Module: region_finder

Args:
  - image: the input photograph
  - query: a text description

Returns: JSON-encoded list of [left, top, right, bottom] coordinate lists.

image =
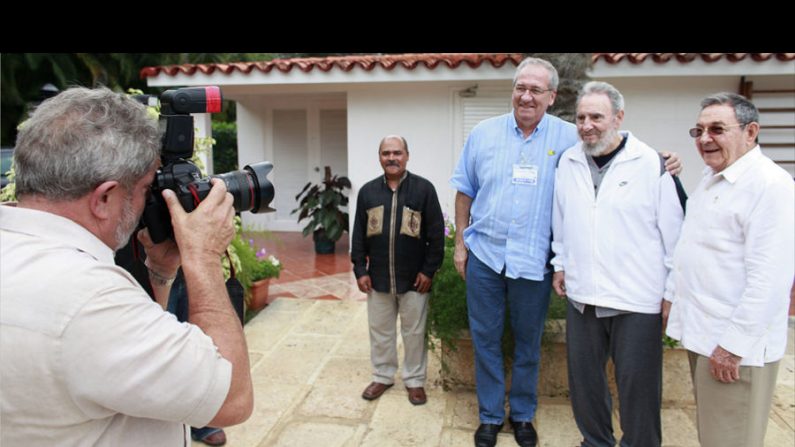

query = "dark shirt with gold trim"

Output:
[[351, 171, 444, 294]]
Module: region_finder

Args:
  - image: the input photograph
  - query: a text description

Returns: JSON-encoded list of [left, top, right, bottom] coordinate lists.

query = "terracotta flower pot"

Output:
[[249, 278, 271, 311]]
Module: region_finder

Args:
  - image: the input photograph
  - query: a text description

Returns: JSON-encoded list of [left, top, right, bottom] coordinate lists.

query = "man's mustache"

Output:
[[386, 161, 400, 166]]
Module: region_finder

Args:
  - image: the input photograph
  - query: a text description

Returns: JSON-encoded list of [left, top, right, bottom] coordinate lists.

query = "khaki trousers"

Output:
[[367, 290, 429, 388], [687, 351, 779, 447]]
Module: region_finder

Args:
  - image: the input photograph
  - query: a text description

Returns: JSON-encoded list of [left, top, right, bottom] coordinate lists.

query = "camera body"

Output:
[[138, 86, 274, 243]]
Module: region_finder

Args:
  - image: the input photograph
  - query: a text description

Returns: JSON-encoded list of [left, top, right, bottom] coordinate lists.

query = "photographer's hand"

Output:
[[137, 228, 181, 309], [162, 178, 236, 262]]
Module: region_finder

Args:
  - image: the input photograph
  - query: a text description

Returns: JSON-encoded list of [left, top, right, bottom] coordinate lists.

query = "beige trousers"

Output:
[[367, 290, 429, 388], [687, 351, 780, 447]]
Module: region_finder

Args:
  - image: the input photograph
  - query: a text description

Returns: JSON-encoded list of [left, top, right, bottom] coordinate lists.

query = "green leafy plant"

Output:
[[291, 166, 351, 242], [211, 121, 238, 173], [0, 164, 16, 202], [426, 219, 468, 351], [663, 334, 680, 348]]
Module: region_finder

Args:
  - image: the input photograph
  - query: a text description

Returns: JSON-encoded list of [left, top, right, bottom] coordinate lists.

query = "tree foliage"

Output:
[[211, 121, 239, 174], [1, 53, 275, 146], [524, 53, 592, 123]]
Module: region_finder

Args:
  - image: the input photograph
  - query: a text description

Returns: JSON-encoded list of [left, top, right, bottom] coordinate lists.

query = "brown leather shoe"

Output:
[[361, 381, 393, 400], [406, 386, 427, 405]]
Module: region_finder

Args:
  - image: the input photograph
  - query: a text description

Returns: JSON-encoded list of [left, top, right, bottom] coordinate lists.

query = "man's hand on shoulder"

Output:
[[661, 151, 682, 176]]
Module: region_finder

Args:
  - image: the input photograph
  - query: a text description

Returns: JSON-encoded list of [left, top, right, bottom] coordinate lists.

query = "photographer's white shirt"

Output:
[[0, 204, 231, 446]]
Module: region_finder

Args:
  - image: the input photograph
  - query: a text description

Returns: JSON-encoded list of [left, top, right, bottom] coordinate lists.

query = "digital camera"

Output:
[[137, 86, 274, 243]]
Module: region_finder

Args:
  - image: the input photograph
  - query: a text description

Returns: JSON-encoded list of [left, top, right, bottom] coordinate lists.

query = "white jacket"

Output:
[[551, 131, 684, 314]]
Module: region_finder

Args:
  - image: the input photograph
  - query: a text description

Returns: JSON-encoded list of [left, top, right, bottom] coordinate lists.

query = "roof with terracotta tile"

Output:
[[139, 53, 525, 79], [140, 53, 795, 79], [592, 53, 795, 64]]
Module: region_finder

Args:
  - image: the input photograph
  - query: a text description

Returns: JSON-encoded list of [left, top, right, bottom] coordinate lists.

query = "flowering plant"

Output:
[[249, 243, 282, 281], [229, 235, 282, 294]]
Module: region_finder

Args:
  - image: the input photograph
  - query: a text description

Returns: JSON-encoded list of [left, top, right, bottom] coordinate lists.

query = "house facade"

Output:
[[142, 53, 795, 233]]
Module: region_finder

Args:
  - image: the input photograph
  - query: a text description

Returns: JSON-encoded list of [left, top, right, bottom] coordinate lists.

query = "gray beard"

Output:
[[114, 197, 140, 251], [582, 129, 619, 157]]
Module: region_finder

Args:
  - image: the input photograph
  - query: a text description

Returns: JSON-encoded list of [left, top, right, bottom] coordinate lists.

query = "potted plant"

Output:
[[231, 236, 283, 311], [291, 166, 351, 254]]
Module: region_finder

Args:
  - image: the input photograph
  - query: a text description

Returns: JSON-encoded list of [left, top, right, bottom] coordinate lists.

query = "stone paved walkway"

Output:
[[193, 270, 795, 447]]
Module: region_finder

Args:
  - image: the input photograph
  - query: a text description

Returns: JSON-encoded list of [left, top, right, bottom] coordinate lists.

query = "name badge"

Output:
[[512, 164, 538, 185]]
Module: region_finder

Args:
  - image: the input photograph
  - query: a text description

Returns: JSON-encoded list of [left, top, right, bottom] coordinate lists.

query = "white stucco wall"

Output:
[[347, 82, 464, 233]]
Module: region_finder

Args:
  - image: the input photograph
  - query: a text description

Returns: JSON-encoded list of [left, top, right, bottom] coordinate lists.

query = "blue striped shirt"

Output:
[[450, 112, 578, 280]]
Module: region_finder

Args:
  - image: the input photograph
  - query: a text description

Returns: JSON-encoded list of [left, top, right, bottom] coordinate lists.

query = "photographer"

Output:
[[0, 87, 253, 446]]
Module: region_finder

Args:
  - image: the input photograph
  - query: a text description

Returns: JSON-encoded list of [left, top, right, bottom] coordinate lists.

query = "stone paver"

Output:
[[194, 290, 795, 446], [361, 392, 446, 447]]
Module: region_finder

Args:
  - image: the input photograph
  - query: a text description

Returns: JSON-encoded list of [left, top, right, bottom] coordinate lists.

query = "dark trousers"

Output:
[[566, 302, 662, 447]]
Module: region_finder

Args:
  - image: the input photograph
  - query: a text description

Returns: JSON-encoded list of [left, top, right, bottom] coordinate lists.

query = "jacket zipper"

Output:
[[388, 187, 398, 295]]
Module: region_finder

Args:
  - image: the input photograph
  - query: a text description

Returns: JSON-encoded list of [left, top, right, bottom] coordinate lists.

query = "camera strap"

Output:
[[225, 249, 245, 325], [188, 184, 202, 206]]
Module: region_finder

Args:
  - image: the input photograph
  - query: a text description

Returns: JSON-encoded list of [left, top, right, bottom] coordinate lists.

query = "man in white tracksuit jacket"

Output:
[[551, 81, 684, 447]]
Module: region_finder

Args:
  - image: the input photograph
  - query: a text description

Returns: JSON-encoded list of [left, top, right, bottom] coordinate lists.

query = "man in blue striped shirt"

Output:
[[451, 57, 679, 447], [451, 56, 575, 447]]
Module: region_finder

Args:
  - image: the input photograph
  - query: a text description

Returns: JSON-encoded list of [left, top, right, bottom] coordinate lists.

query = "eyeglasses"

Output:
[[688, 123, 747, 138], [514, 85, 552, 97]]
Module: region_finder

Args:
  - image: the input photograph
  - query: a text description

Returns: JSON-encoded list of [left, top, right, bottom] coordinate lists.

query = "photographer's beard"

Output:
[[582, 127, 620, 157], [114, 195, 140, 251]]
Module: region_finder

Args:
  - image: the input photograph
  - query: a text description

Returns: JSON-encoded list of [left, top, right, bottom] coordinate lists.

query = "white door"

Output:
[[272, 109, 309, 226], [267, 107, 348, 232], [319, 109, 348, 182]]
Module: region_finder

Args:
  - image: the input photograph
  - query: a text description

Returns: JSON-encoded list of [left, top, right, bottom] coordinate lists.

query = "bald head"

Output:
[[378, 135, 409, 153]]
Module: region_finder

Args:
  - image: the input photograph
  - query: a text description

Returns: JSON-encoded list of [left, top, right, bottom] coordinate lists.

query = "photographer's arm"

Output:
[[162, 179, 254, 427]]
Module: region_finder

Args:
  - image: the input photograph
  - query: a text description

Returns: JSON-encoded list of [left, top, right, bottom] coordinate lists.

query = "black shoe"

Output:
[[510, 420, 538, 447], [474, 423, 503, 447]]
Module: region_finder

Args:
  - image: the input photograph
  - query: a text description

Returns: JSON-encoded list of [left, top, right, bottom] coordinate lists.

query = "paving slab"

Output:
[[199, 297, 794, 446], [360, 392, 445, 447], [265, 421, 361, 447]]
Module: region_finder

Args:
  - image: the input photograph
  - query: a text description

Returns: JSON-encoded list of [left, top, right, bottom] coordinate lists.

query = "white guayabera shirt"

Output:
[[666, 147, 795, 366]]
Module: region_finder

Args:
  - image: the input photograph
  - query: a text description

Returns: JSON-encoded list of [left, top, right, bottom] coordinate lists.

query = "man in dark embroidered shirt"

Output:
[[351, 135, 444, 406]]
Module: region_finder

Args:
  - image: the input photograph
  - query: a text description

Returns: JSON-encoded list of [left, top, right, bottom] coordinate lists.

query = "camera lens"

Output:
[[214, 161, 275, 213]]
